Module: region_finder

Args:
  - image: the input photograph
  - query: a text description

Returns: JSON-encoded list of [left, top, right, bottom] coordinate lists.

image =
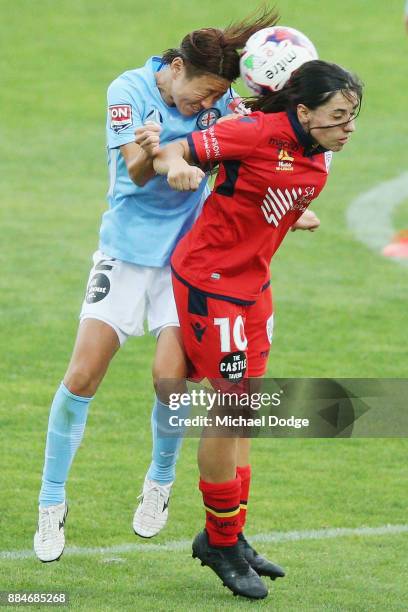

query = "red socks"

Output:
[[236, 464, 251, 531], [199, 464, 252, 547], [199, 476, 241, 547]]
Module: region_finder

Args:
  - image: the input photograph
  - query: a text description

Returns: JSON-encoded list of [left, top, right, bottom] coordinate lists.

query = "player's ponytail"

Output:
[[247, 60, 363, 113], [161, 6, 279, 82]]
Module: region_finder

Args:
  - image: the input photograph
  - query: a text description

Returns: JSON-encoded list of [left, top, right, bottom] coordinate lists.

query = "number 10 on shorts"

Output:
[[214, 316, 248, 352]]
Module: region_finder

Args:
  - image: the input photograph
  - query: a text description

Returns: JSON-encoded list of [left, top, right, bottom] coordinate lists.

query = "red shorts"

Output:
[[172, 271, 274, 383]]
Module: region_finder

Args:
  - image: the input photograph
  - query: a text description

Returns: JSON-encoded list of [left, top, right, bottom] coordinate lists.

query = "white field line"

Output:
[[1, 524, 408, 561], [346, 171, 408, 265]]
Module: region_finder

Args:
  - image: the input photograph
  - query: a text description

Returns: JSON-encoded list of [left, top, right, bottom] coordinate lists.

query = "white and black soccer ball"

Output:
[[240, 26, 318, 95]]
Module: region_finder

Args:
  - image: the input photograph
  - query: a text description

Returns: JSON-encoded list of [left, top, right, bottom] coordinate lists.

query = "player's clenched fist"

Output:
[[135, 123, 161, 157], [167, 161, 205, 191], [153, 143, 205, 191]]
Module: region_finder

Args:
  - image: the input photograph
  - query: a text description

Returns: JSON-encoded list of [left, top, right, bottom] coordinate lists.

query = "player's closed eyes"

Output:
[[331, 111, 357, 124]]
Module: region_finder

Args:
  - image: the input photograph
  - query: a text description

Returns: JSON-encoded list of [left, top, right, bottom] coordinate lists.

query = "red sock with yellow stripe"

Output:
[[199, 476, 241, 547], [237, 464, 251, 531]]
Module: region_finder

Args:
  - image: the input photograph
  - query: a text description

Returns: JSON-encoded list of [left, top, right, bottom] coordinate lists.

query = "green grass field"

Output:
[[1, 0, 408, 609]]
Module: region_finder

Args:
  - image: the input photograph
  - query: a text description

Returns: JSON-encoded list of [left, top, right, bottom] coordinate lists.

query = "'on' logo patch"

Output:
[[109, 104, 132, 133]]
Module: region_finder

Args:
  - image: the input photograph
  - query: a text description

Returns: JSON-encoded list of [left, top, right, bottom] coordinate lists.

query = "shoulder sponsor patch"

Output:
[[197, 108, 221, 130], [109, 104, 133, 133]]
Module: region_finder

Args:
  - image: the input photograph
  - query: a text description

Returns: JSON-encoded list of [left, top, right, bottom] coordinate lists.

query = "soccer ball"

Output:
[[240, 26, 318, 95]]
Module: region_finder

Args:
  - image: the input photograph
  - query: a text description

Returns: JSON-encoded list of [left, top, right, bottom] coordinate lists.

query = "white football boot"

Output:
[[34, 502, 68, 562], [133, 478, 173, 538]]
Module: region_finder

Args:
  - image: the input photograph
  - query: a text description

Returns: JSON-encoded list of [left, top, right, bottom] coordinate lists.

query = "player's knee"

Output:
[[64, 367, 100, 398], [152, 375, 183, 403], [152, 366, 186, 405], [153, 351, 187, 382]]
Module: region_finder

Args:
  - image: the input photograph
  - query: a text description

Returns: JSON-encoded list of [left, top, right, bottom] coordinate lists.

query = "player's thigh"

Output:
[[64, 319, 121, 395], [80, 250, 149, 344], [66, 251, 150, 395], [146, 266, 187, 399], [146, 265, 179, 338], [245, 286, 274, 377], [172, 275, 248, 383]]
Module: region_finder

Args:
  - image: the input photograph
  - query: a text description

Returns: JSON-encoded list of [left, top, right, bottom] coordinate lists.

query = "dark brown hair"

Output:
[[247, 60, 363, 113], [161, 6, 279, 82]]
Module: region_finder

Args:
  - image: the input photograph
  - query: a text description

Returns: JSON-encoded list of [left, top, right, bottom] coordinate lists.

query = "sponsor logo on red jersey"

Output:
[[269, 137, 300, 152], [276, 149, 294, 172], [261, 186, 315, 226], [201, 125, 221, 160]]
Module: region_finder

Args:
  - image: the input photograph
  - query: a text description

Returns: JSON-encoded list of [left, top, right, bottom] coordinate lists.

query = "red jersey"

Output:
[[171, 111, 332, 302]]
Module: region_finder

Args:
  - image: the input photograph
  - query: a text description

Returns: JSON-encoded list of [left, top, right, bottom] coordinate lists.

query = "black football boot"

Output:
[[192, 530, 268, 600], [237, 532, 285, 580]]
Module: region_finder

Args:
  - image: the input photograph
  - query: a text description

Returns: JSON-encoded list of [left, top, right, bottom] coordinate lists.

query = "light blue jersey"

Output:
[[101, 56, 235, 266]]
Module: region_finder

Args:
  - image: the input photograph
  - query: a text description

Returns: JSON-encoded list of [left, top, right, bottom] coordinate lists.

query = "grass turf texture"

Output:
[[1, 0, 407, 609], [393, 198, 408, 231]]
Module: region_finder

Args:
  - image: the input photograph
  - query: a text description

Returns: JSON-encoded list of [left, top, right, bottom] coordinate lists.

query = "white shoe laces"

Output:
[[38, 508, 57, 540], [138, 482, 171, 518], [37, 505, 64, 541]]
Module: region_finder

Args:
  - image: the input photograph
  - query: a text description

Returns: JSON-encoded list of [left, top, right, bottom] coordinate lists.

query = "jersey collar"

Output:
[[287, 110, 329, 157]]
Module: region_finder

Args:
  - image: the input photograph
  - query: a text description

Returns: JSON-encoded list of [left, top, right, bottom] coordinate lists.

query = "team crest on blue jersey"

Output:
[[196, 108, 221, 130]]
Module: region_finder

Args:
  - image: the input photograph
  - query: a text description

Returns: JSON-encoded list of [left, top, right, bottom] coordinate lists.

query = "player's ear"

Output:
[[296, 104, 311, 130], [171, 57, 185, 79]]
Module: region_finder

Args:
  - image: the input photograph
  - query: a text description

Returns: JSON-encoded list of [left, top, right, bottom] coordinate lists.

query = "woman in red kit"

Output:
[[153, 60, 363, 600]]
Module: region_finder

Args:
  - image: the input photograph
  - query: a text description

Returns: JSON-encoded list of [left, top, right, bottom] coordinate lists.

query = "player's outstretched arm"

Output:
[[153, 140, 205, 192], [290, 209, 321, 232]]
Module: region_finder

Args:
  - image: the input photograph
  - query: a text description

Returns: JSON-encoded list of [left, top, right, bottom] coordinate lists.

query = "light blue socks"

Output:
[[146, 396, 190, 485], [39, 382, 93, 507], [39, 388, 186, 502]]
